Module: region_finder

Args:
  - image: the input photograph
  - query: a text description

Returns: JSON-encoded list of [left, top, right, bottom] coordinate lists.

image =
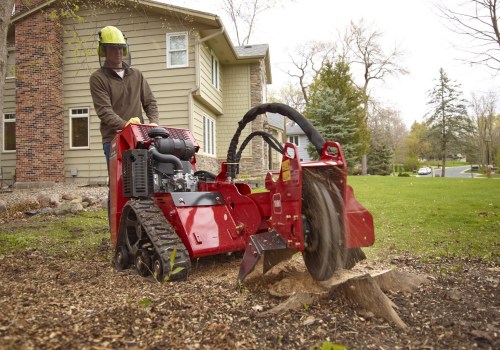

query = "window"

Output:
[[166, 32, 188, 68], [211, 53, 219, 89], [288, 135, 299, 146], [203, 115, 216, 156], [6, 49, 15, 78], [69, 108, 89, 149], [3, 113, 15, 152]]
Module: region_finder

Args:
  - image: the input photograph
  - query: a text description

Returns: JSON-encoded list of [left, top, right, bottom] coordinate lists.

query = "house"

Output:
[[1, 0, 278, 187], [286, 122, 312, 161], [265, 112, 286, 170]]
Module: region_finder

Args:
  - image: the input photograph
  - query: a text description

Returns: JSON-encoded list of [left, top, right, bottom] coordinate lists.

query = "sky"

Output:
[[164, 0, 497, 128]]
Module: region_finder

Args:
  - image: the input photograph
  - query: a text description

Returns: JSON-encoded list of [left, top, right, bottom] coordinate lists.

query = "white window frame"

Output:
[[166, 32, 188, 68], [203, 115, 216, 156], [69, 107, 90, 149], [288, 135, 299, 146], [2, 113, 15, 152], [211, 53, 220, 89]]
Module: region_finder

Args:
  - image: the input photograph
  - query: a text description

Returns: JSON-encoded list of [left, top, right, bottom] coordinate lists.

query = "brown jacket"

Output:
[[89, 64, 159, 143]]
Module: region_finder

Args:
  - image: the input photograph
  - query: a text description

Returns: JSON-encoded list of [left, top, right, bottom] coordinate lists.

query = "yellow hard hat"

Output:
[[97, 26, 128, 57]]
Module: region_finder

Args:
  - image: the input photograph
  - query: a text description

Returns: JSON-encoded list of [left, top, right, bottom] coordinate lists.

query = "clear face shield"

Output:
[[98, 43, 131, 68]]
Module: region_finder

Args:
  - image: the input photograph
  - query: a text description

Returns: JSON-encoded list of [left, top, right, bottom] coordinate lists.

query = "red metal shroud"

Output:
[[109, 123, 199, 246], [301, 141, 375, 248], [110, 124, 265, 259], [263, 143, 305, 251], [111, 124, 374, 265], [236, 141, 375, 282], [153, 183, 262, 259], [261, 141, 375, 251]]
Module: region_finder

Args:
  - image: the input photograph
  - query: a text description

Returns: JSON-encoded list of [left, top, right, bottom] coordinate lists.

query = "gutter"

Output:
[[10, 0, 57, 23]]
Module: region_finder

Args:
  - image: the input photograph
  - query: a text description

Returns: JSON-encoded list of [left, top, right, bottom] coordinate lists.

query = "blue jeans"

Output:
[[103, 142, 111, 226]]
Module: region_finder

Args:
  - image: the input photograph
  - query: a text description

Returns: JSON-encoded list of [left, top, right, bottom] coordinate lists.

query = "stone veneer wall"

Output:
[[238, 61, 268, 176], [14, 1, 65, 183], [194, 154, 220, 175]]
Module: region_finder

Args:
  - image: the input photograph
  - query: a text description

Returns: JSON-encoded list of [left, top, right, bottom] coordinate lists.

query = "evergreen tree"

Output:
[[367, 144, 393, 175], [426, 68, 470, 176], [304, 61, 366, 172]]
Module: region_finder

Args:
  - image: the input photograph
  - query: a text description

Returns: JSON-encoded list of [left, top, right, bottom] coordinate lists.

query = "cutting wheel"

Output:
[[302, 168, 347, 280]]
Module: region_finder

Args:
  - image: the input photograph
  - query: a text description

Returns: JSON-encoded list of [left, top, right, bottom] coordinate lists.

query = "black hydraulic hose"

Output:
[[194, 170, 217, 181], [149, 146, 183, 171], [235, 131, 284, 163], [227, 103, 325, 178]]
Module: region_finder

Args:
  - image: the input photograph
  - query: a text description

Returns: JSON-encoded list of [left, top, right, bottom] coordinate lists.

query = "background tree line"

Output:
[[1, 0, 499, 176], [268, 0, 500, 176]]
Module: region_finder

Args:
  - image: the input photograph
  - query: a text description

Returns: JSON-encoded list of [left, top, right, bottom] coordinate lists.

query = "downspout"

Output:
[[188, 22, 225, 132]]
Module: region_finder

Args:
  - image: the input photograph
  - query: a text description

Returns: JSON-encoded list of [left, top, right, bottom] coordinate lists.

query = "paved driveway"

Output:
[[418, 165, 475, 178]]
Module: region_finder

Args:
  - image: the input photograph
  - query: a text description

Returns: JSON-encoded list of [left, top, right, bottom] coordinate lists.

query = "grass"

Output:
[[0, 211, 109, 259], [348, 176, 500, 263], [0, 176, 498, 265]]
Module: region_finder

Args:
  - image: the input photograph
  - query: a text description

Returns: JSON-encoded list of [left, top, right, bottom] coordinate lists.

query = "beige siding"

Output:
[[2, 78, 15, 111], [198, 43, 223, 113], [62, 8, 198, 181], [1, 78, 16, 182], [192, 103, 216, 156], [269, 128, 283, 170], [7, 4, 268, 184], [219, 65, 251, 160]]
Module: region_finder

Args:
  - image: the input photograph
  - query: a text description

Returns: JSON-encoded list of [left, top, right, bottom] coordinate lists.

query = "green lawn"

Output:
[[0, 211, 109, 259], [348, 176, 500, 263], [1, 177, 499, 265]]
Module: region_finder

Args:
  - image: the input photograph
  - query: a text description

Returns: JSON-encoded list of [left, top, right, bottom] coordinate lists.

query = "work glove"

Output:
[[125, 117, 141, 126]]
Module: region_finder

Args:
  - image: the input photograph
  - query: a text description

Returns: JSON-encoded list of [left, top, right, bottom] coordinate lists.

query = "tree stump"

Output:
[[245, 259, 428, 329], [335, 273, 407, 328]]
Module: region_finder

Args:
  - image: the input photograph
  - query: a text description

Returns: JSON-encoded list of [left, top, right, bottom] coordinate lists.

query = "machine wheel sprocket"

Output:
[[114, 245, 130, 271], [116, 199, 191, 282], [302, 168, 347, 281]]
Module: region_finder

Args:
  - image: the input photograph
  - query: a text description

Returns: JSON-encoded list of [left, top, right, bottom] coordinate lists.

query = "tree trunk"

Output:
[[0, 0, 16, 123], [441, 152, 446, 177]]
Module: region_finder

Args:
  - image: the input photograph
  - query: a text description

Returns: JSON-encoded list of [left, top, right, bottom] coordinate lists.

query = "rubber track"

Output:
[[127, 199, 191, 281]]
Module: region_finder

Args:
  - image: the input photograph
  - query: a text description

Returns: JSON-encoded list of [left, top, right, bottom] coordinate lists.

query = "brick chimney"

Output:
[[14, 1, 65, 183]]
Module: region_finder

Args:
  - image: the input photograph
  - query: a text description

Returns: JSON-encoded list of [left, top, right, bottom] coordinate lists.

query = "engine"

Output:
[[154, 169, 199, 193], [122, 127, 199, 197]]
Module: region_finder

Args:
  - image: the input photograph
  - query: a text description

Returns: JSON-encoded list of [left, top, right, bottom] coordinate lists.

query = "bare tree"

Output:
[[343, 19, 408, 117], [268, 82, 306, 112], [368, 104, 408, 174], [285, 41, 335, 104], [470, 92, 497, 165], [342, 19, 408, 174], [222, 0, 290, 46], [403, 121, 433, 170], [437, 0, 500, 71]]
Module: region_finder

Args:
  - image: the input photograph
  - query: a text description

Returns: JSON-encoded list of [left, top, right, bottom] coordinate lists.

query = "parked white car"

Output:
[[417, 167, 432, 175]]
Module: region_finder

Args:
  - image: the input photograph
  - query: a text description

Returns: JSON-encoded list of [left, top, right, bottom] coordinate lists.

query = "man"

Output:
[[90, 25, 159, 171], [89, 25, 158, 221]]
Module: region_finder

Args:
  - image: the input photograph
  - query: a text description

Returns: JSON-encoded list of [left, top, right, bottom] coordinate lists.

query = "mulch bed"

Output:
[[0, 243, 498, 350]]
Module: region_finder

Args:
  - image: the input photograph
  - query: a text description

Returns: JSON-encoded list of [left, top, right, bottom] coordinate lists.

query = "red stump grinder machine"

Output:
[[110, 103, 374, 284]]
